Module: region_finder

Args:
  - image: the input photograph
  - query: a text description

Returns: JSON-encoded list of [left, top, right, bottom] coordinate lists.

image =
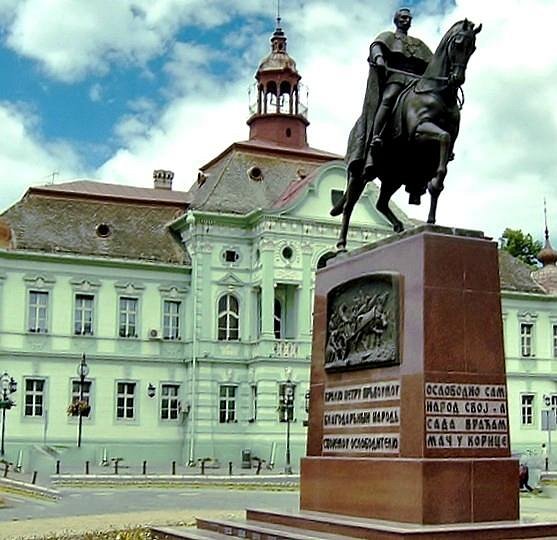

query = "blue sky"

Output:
[[0, 0, 556, 241]]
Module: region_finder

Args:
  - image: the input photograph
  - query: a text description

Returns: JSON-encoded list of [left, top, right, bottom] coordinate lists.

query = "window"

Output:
[[249, 384, 257, 422], [223, 249, 239, 263], [218, 294, 239, 341], [28, 291, 48, 333], [278, 382, 296, 422], [255, 288, 262, 339], [163, 300, 181, 340], [116, 382, 136, 419], [119, 297, 138, 338], [161, 384, 180, 420], [24, 378, 45, 417], [274, 299, 283, 339], [219, 385, 237, 423], [75, 294, 94, 335], [521, 394, 535, 426], [553, 325, 557, 358], [520, 323, 533, 357], [70, 380, 92, 417]]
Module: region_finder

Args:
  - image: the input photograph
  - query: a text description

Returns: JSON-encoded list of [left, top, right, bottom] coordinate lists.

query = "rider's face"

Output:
[[396, 11, 412, 31]]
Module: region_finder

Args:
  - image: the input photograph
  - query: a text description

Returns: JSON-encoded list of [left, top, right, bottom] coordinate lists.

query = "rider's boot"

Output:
[[371, 103, 391, 150]]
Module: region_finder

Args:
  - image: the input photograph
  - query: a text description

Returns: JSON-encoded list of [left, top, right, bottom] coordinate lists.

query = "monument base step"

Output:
[[151, 508, 557, 540]]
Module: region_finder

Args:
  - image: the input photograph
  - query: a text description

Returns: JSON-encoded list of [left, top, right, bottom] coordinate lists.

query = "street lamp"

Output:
[[0, 372, 17, 457], [76, 354, 90, 448], [280, 379, 295, 475]]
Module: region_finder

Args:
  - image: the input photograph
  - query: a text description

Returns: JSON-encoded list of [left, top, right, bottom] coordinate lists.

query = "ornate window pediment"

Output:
[[217, 273, 246, 288], [114, 281, 145, 295], [70, 277, 101, 292], [159, 282, 189, 297], [23, 274, 56, 288]]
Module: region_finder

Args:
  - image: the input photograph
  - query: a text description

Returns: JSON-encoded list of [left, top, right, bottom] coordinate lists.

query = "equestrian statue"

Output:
[[331, 8, 481, 249]]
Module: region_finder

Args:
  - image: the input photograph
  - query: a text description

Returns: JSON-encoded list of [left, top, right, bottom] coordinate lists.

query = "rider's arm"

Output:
[[368, 43, 385, 66]]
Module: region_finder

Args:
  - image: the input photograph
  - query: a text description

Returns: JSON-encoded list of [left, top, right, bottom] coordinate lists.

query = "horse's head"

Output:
[[447, 19, 482, 87]]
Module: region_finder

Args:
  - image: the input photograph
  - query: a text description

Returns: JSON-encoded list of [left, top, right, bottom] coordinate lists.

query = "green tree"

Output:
[[500, 228, 542, 266]]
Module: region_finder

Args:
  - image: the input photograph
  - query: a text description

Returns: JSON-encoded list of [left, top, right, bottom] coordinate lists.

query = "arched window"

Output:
[[274, 299, 283, 339], [218, 294, 239, 341]]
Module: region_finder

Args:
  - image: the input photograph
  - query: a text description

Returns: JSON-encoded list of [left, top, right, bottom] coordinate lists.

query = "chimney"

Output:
[[0, 218, 14, 249], [153, 169, 174, 190]]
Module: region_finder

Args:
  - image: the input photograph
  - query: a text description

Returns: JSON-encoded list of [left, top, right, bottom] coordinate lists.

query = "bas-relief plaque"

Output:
[[325, 273, 401, 371], [424, 382, 509, 450]]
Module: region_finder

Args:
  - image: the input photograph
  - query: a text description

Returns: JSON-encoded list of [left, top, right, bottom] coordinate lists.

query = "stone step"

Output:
[[196, 516, 356, 539], [151, 526, 229, 540]]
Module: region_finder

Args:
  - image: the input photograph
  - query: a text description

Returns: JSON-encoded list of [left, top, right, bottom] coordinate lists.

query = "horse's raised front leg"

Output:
[[337, 172, 365, 251], [415, 122, 451, 224], [376, 179, 404, 232]]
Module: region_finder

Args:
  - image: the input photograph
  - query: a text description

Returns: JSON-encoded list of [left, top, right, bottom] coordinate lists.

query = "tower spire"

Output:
[[276, 0, 281, 28], [537, 198, 557, 267]]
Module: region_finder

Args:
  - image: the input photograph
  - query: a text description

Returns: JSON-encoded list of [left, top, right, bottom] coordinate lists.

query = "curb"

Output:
[[0, 477, 61, 499], [51, 473, 300, 487]]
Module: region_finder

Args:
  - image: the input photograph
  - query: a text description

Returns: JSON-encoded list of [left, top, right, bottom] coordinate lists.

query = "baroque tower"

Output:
[[247, 17, 309, 148]]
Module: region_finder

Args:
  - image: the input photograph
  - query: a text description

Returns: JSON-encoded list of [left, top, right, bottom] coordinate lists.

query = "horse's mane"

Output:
[[415, 20, 468, 93]]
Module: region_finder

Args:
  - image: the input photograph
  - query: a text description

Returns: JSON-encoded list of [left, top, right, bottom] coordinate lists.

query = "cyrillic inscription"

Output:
[[425, 382, 509, 449], [324, 381, 400, 406], [324, 407, 400, 428], [425, 399, 507, 416], [425, 383, 506, 400], [323, 433, 400, 454], [426, 416, 508, 432], [426, 434, 508, 449]]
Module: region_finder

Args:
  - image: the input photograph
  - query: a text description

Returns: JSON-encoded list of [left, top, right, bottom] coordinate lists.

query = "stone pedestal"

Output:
[[301, 226, 518, 525]]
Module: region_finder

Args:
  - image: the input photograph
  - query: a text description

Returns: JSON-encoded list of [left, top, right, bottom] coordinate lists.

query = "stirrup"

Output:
[[371, 135, 383, 148]]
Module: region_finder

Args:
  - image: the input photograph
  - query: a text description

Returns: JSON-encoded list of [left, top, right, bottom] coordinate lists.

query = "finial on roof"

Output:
[[276, 0, 281, 28], [537, 198, 557, 267]]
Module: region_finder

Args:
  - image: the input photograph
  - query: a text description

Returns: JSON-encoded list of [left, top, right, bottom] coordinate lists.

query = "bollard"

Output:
[[201, 460, 205, 475], [228, 461, 233, 476], [172, 461, 176, 475], [85, 461, 90, 475], [256, 460, 262, 475], [2, 463, 8, 478], [32, 471, 38, 485], [114, 460, 119, 475], [55, 460, 60, 475], [142, 460, 147, 475]]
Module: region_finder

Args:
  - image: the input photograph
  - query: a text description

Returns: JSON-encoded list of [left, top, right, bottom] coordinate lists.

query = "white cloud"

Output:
[[88, 83, 103, 102], [0, 102, 86, 212]]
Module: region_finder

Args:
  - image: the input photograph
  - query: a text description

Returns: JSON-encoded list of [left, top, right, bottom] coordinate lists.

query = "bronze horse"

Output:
[[332, 20, 482, 249]]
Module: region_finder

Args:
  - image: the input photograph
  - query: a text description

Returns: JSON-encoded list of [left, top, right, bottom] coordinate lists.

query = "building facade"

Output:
[[0, 22, 556, 473]]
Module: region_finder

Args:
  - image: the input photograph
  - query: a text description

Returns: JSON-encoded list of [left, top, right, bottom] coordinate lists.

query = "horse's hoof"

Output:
[[427, 218, 436, 225], [330, 205, 343, 217], [336, 243, 348, 253], [393, 223, 404, 233]]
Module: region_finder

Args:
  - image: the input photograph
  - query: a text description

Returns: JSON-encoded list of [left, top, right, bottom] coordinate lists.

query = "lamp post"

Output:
[[281, 379, 295, 475], [76, 354, 90, 448], [0, 372, 17, 457]]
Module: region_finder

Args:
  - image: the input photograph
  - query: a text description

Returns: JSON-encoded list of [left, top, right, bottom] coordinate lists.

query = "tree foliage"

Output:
[[500, 228, 542, 266]]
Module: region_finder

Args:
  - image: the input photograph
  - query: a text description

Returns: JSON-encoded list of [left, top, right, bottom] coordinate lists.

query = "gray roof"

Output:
[[498, 250, 545, 294], [189, 142, 340, 214], [2, 191, 190, 266]]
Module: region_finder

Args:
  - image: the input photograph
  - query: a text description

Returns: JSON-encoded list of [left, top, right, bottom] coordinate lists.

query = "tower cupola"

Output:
[[247, 18, 309, 148]]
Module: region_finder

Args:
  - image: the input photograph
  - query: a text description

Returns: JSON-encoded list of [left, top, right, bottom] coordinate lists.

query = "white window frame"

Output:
[[217, 294, 239, 341], [520, 322, 534, 357], [520, 393, 535, 427], [118, 296, 139, 338], [553, 325, 557, 358], [24, 378, 46, 417], [219, 384, 237, 423], [116, 381, 136, 420], [160, 383, 180, 421], [28, 290, 49, 333], [274, 298, 283, 339], [74, 293, 95, 336], [163, 300, 181, 340]]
